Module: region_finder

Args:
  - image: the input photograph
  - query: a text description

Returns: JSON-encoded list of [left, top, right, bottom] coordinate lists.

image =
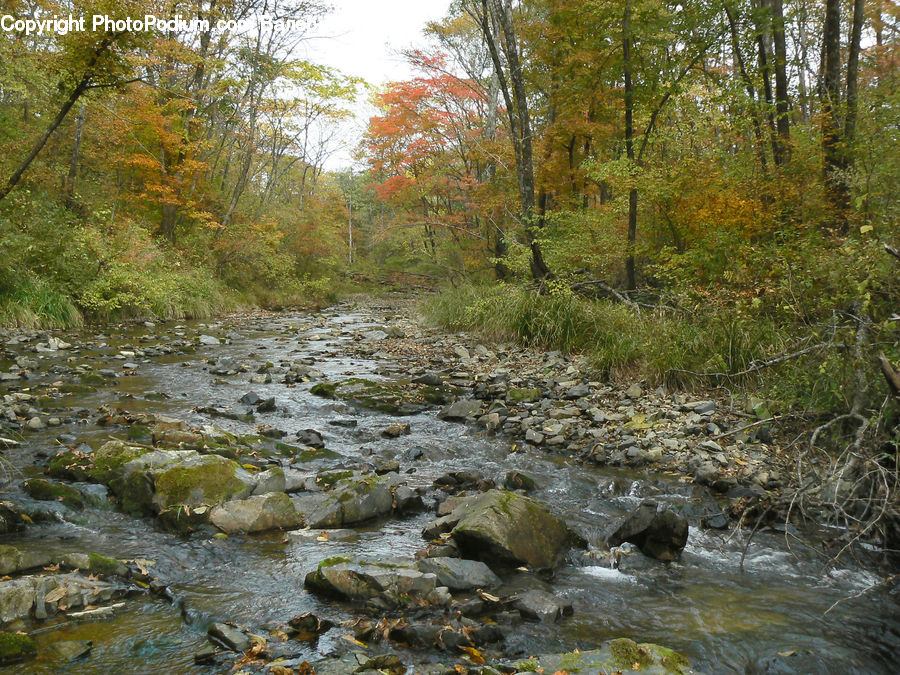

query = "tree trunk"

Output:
[[624, 0, 637, 291], [768, 0, 791, 163], [724, 2, 768, 173], [0, 35, 117, 203], [479, 0, 552, 281], [822, 0, 848, 228], [63, 104, 86, 208], [753, 1, 782, 166], [845, 0, 865, 144]]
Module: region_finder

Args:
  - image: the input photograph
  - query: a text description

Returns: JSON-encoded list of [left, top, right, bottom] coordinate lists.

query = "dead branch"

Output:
[[885, 244, 900, 263], [879, 352, 900, 399]]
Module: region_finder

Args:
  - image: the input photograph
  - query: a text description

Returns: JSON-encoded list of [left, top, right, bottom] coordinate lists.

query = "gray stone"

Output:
[[511, 589, 573, 623], [199, 335, 221, 345], [416, 558, 501, 591], [448, 489, 577, 570], [625, 383, 643, 399], [607, 500, 689, 561], [209, 492, 302, 533], [25, 416, 45, 431], [437, 399, 481, 421], [208, 623, 250, 652]]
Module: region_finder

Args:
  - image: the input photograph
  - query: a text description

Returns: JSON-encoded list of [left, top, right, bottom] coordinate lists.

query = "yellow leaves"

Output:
[[341, 635, 367, 648], [459, 646, 485, 664], [860, 225, 874, 234]]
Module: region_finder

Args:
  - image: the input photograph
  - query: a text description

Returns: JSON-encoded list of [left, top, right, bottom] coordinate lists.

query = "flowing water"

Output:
[[2, 304, 898, 674]]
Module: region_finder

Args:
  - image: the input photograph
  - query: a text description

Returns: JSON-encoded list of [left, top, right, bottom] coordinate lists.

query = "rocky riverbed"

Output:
[[0, 293, 897, 673]]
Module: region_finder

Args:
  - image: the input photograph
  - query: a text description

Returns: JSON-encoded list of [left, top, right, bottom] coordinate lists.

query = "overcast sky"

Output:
[[302, 0, 454, 169]]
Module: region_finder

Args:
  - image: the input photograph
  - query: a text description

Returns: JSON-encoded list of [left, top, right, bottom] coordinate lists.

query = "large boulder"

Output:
[[607, 500, 689, 561], [296, 474, 395, 528], [304, 557, 450, 609], [427, 489, 578, 570], [209, 492, 302, 533], [0, 572, 131, 624], [117, 450, 254, 514]]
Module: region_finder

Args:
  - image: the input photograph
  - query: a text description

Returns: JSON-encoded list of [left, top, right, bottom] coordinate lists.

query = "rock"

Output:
[[607, 500, 688, 561], [524, 639, 690, 675], [447, 489, 578, 570], [416, 558, 501, 591], [503, 471, 537, 492], [507, 387, 541, 403], [304, 556, 448, 609], [0, 572, 130, 623], [565, 384, 590, 400], [311, 378, 434, 415], [296, 428, 325, 448], [298, 475, 394, 528], [25, 417, 45, 431], [437, 399, 481, 421], [208, 623, 250, 652], [685, 400, 716, 415], [0, 546, 51, 575], [525, 429, 544, 445], [46, 640, 93, 661], [453, 345, 470, 359], [510, 589, 573, 623], [625, 383, 643, 399], [59, 552, 128, 577], [392, 485, 424, 513], [287, 612, 335, 639], [23, 479, 84, 510], [109, 450, 255, 522], [199, 335, 221, 345], [209, 492, 302, 533], [256, 397, 276, 412], [239, 392, 263, 405], [0, 631, 37, 664], [381, 422, 411, 438]]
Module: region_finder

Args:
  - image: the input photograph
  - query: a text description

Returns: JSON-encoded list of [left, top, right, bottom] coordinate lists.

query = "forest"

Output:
[[0, 0, 899, 670]]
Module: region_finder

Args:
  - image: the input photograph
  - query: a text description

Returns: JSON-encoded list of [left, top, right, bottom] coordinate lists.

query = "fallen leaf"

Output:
[[45, 585, 68, 603], [341, 634, 367, 647], [459, 646, 485, 664]]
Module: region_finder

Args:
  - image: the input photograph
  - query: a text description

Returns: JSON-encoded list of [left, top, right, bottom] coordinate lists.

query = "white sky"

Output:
[[302, 0, 454, 170]]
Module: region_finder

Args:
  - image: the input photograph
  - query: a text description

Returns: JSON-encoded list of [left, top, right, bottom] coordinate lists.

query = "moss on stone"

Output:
[[609, 638, 654, 670], [0, 632, 37, 664], [89, 442, 151, 484], [23, 479, 84, 510], [317, 555, 352, 569], [317, 470, 354, 487], [47, 451, 93, 481], [87, 553, 126, 577], [507, 387, 541, 402], [153, 458, 244, 508]]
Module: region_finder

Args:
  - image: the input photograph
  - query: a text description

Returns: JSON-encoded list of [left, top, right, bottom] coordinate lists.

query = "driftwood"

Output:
[[879, 352, 900, 399]]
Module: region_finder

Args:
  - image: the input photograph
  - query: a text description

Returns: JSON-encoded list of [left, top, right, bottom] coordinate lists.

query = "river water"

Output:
[[2, 304, 898, 674]]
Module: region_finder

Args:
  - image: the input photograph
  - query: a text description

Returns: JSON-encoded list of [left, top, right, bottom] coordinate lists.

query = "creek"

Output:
[[1, 301, 897, 674]]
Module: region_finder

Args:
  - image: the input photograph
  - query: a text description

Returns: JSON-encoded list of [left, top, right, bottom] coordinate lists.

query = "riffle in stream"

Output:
[[1, 303, 897, 674]]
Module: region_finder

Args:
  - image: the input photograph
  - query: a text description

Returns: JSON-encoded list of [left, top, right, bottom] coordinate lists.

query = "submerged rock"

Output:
[[0, 631, 37, 664], [607, 500, 689, 561], [310, 378, 445, 415], [516, 638, 690, 674]]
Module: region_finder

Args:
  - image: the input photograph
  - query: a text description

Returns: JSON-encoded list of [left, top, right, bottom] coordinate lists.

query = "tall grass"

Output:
[[0, 275, 83, 329], [423, 283, 859, 412]]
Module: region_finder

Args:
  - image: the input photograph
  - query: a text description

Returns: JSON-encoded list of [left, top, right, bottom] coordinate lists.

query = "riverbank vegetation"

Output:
[[1, 2, 898, 543]]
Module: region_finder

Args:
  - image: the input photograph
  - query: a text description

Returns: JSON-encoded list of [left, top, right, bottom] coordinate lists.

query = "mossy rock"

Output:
[[532, 639, 690, 674], [450, 489, 577, 570], [60, 552, 128, 577], [316, 470, 355, 487], [89, 441, 152, 484], [152, 455, 252, 510], [507, 387, 542, 403], [47, 451, 92, 481], [78, 373, 108, 387], [311, 378, 434, 415], [0, 631, 37, 665], [58, 383, 98, 394], [23, 479, 84, 510], [125, 425, 153, 444]]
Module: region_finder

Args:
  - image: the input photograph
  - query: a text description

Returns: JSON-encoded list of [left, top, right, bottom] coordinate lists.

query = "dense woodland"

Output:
[[1, 1, 898, 535]]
